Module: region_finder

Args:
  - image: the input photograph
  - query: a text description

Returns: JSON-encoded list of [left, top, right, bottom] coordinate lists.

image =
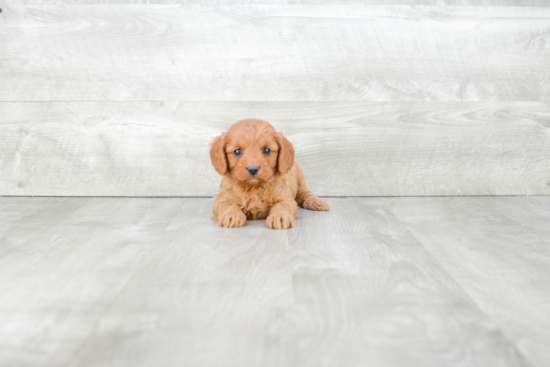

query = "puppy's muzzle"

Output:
[[247, 165, 260, 176]]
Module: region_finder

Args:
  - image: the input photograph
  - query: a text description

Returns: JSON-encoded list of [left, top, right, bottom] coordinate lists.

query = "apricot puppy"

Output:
[[210, 119, 329, 229]]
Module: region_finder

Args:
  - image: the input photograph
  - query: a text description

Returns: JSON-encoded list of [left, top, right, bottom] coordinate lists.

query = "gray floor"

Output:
[[0, 196, 549, 367]]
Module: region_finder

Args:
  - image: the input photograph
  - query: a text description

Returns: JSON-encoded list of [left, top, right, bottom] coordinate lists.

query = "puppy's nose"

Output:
[[247, 165, 260, 176]]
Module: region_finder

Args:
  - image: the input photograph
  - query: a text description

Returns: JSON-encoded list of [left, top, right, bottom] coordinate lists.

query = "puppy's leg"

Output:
[[266, 200, 298, 229], [301, 194, 330, 211], [294, 163, 330, 211], [213, 196, 246, 228]]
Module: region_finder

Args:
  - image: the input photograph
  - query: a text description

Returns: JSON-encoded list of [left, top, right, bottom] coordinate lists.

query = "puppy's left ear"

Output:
[[210, 133, 228, 175], [276, 132, 295, 175]]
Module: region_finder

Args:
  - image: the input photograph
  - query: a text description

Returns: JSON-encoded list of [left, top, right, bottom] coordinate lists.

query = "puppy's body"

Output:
[[210, 119, 329, 229]]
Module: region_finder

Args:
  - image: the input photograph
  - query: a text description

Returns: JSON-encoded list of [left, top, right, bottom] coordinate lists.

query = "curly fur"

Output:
[[210, 119, 330, 229]]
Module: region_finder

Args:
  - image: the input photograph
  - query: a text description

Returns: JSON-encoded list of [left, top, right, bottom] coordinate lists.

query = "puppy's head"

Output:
[[210, 119, 294, 186]]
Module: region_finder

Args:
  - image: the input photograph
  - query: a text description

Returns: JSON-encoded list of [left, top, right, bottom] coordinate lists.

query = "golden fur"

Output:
[[210, 119, 330, 229]]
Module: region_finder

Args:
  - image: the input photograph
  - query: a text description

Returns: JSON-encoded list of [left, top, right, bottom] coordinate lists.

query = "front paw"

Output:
[[266, 212, 294, 229], [219, 211, 246, 228], [303, 196, 330, 211]]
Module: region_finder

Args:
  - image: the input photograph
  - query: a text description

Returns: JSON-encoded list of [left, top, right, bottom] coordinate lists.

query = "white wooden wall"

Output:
[[1, 1, 549, 196]]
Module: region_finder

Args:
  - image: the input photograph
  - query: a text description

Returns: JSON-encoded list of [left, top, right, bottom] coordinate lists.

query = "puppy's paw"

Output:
[[303, 196, 330, 211], [266, 212, 294, 229], [219, 211, 246, 228]]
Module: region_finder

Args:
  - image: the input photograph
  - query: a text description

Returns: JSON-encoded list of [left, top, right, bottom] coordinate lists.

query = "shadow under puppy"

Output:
[[210, 119, 330, 229]]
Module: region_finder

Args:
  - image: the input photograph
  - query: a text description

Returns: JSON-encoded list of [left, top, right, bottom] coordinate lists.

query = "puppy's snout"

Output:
[[247, 165, 260, 176]]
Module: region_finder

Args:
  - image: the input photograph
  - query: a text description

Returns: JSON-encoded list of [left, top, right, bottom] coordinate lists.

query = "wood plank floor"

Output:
[[0, 196, 549, 367]]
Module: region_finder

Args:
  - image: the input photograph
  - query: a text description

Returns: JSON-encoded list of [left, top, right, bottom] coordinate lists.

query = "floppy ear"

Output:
[[210, 133, 228, 175], [276, 132, 295, 175]]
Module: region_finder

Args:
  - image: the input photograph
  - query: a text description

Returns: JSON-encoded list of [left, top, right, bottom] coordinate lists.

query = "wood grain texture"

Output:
[[1, 4, 550, 101], [8, 1, 550, 6], [2, 196, 549, 366], [387, 196, 550, 367], [1, 101, 549, 196]]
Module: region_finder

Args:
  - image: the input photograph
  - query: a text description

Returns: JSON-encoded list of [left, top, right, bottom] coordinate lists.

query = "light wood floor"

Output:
[[1, 196, 549, 367]]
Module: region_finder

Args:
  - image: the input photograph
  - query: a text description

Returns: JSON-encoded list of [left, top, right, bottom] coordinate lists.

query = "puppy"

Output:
[[210, 119, 330, 229]]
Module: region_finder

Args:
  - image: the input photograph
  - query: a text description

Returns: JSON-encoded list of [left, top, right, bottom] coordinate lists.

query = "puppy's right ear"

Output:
[[210, 133, 228, 176]]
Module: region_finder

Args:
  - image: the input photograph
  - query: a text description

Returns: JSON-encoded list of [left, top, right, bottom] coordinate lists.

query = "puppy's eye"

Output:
[[233, 149, 242, 156], [263, 147, 271, 155]]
